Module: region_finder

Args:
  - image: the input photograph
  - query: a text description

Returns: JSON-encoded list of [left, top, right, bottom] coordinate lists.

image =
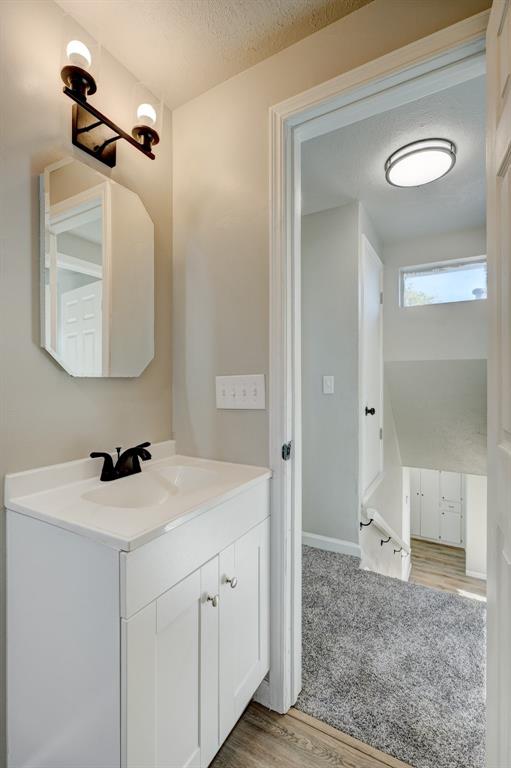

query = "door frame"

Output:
[[267, 10, 489, 714]]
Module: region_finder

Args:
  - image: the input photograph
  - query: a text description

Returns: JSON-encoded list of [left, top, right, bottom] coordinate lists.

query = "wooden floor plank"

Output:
[[288, 709, 411, 768], [409, 537, 486, 597], [211, 703, 412, 768]]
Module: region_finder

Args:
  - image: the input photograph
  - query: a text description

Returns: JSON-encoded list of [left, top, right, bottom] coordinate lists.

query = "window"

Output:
[[400, 257, 487, 307]]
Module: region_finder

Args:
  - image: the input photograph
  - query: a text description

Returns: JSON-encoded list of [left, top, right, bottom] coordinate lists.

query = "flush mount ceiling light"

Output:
[[385, 138, 456, 187]]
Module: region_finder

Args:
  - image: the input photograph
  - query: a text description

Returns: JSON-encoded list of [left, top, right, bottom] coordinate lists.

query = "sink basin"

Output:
[[154, 465, 217, 493], [82, 473, 169, 508]]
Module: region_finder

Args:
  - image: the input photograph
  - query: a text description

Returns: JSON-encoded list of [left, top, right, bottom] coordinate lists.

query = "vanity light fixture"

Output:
[[60, 37, 160, 168], [384, 138, 456, 187]]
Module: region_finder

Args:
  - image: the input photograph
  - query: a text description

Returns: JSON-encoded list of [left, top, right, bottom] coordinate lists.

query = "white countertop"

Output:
[[4, 442, 271, 551]]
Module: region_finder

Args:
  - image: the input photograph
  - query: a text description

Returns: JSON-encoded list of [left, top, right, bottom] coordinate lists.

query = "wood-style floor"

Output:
[[410, 537, 486, 598], [211, 703, 411, 768]]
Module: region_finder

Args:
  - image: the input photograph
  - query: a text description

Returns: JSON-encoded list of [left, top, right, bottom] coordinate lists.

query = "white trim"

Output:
[[268, 11, 488, 716], [404, 557, 412, 583], [302, 532, 361, 559], [412, 533, 464, 550], [466, 569, 487, 581]]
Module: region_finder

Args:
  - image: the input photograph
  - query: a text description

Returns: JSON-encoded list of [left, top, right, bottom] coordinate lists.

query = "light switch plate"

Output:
[[323, 375, 335, 394], [216, 374, 266, 409]]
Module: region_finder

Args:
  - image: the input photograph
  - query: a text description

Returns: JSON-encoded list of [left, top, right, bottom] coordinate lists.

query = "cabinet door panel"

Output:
[[200, 557, 220, 768], [440, 471, 462, 503], [440, 510, 462, 545], [410, 468, 422, 537], [219, 519, 269, 742], [122, 602, 157, 768], [122, 569, 203, 768], [156, 571, 201, 768], [420, 469, 440, 540]]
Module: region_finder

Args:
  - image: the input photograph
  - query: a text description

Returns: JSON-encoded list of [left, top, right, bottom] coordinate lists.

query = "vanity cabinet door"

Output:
[[219, 518, 270, 742], [122, 560, 220, 768]]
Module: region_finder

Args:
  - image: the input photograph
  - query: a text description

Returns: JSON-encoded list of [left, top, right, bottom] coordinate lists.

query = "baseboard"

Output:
[[253, 678, 270, 708], [303, 531, 361, 558], [466, 569, 487, 581]]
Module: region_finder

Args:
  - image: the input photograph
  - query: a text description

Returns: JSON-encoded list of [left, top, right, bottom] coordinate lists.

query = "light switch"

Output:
[[216, 375, 265, 409], [323, 375, 335, 394]]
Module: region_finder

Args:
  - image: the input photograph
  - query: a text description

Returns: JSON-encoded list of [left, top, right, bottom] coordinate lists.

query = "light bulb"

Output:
[[136, 103, 157, 127], [66, 40, 92, 69]]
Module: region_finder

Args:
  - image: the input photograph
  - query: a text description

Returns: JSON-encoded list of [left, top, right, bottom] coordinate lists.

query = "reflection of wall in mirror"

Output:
[[110, 183, 154, 376], [49, 160, 104, 206]]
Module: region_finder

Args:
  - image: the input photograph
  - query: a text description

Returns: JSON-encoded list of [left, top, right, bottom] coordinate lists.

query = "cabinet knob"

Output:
[[206, 594, 219, 608], [225, 575, 238, 589]]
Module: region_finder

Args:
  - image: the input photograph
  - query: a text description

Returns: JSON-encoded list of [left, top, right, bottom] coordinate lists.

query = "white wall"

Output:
[[386, 358, 487, 474], [301, 204, 360, 545], [383, 227, 487, 474], [465, 474, 487, 579], [383, 227, 487, 362], [172, 0, 490, 466], [0, 1, 173, 759]]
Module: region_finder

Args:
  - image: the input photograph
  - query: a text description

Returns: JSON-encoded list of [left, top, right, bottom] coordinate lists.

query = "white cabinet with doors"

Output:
[[410, 467, 464, 546], [122, 516, 269, 768], [7, 471, 270, 768]]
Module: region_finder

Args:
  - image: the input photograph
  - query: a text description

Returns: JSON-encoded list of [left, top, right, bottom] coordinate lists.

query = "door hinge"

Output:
[[380, 427, 383, 440], [380, 291, 383, 305], [281, 441, 292, 461]]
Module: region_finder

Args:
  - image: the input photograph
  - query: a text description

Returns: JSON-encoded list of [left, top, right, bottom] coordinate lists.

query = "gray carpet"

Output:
[[296, 546, 486, 768]]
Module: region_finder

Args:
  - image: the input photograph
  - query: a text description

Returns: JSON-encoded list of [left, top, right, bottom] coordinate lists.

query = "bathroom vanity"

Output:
[[6, 442, 271, 768]]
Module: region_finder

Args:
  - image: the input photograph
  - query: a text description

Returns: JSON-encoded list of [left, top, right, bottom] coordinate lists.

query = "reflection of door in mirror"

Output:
[[40, 156, 155, 377], [46, 188, 106, 376]]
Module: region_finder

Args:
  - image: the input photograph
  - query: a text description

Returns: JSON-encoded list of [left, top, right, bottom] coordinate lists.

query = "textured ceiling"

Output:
[[302, 76, 486, 243], [56, 0, 371, 109]]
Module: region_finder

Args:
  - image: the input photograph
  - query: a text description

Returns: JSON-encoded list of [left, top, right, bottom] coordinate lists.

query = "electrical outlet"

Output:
[[216, 375, 266, 410]]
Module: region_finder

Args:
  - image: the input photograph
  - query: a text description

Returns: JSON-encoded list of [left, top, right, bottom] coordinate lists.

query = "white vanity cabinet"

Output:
[[122, 517, 269, 768], [6, 453, 270, 768]]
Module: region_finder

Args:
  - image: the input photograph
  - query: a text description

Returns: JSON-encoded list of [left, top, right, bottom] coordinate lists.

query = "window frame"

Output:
[[399, 255, 487, 308]]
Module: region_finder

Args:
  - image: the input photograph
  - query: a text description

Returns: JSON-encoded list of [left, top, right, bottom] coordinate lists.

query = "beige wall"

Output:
[[0, 1, 172, 760], [172, 0, 490, 468]]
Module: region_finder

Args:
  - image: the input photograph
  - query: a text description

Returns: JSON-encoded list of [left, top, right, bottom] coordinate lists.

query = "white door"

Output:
[[219, 519, 269, 743], [121, 563, 219, 768], [487, 3, 511, 763], [410, 468, 422, 536], [419, 469, 440, 541], [360, 235, 383, 497], [440, 508, 462, 546], [60, 280, 102, 376], [439, 471, 462, 503]]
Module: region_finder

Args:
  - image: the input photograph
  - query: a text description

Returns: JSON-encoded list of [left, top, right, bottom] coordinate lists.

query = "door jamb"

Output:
[[267, 10, 489, 714]]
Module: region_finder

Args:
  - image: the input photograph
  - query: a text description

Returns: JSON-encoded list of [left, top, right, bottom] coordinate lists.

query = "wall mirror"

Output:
[[40, 157, 154, 377]]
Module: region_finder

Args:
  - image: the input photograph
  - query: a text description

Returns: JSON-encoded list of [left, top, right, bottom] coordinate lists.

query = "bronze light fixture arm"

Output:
[[63, 86, 156, 167]]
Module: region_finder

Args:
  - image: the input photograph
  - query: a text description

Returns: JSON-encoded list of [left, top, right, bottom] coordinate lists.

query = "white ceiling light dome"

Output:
[[385, 138, 457, 187]]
